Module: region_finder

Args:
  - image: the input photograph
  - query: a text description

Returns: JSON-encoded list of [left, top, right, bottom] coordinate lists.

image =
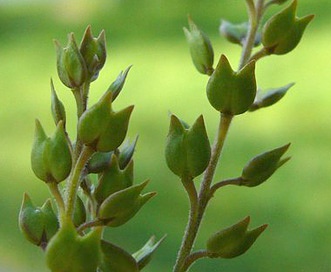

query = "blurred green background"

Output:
[[0, 0, 330, 271]]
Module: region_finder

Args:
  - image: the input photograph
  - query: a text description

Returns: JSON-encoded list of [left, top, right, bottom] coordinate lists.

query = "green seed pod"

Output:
[[31, 120, 72, 183], [54, 33, 87, 88], [241, 143, 291, 187], [183, 16, 214, 75], [19, 193, 59, 249], [206, 216, 268, 258], [165, 115, 211, 179], [249, 83, 295, 111], [99, 240, 139, 272], [132, 235, 166, 270], [50, 79, 66, 126], [73, 195, 86, 227], [46, 222, 101, 272], [207, 55, 256, 115], [107, 66, 132, 102], [94, 155, 134, 206], [98, 180, 156, 227], [87, 151, 113, 173], [262, 0, 314, 55], [79, 26, 106, 81], [78, 91, 134, 152], [220, 20, 261, 47]]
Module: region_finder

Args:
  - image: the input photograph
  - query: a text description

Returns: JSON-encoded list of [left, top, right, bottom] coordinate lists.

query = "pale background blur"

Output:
[[0, 0, 330, 271]]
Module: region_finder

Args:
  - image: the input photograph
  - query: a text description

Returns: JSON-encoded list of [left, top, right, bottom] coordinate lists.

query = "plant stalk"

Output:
[[173, 113, 233, 272], [65, 145, 94, 221]]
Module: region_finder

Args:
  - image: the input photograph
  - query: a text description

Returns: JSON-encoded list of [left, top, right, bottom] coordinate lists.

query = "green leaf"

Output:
[[206, 55, 256, 115]]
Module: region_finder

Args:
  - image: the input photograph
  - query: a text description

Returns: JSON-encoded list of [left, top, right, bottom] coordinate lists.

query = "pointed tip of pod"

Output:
[[21, 192, 33, 207]]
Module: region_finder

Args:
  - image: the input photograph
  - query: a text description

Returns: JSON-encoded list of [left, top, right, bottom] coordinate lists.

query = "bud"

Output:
[[132, 235, 166, 270], [73, 195, 86, 227], [249, 83, 295, 111], [79, 26, 106, 81], [118, 136, 138, 169], [78, 91, 134, 152], [31, 120, 72, 183], [107, 66, 132, 102], [19, 193, 59, 249], [98, 180, 156, 227], [206, 216, 267, 258], [50, 79, 66, 126], [87, 151, 113, 173], [241, 143, 291, 187], [165, 115, 211, 179], [46, 222, 101, 272], [220, 20, 261, 47], [262, 0, 314, 55], [206, 54, 256, 115], [54, 33, 87, 88], [99, 240, 139, 272], [183, 16, 214, 75], [93, 155, 134, 206]]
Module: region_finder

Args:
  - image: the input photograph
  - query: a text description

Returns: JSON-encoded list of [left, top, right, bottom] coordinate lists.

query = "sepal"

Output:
[[249, 83, 294, 111], [93, 155, 134, 206], [99, 240, 139, 272], [206, 216, 267, 258], [220, 20, 261, 47], [106, 66, 132, 101], [165, 115, 211, 178], [184, 16, 214, 75], [241, 143, 290, 187], [78, 91, 134, 152], [79, 26, 106, 81], [54, 33, 87, 88], [46, 222, 101, 272], [31, 120, 72, 183], [18, 193, 59, 249], [98, 180, 156, 227], [262, 0, 314, 55], [50, 79, 66, 126], [132, 235, 166, 270], [206, 55, 256, 115]]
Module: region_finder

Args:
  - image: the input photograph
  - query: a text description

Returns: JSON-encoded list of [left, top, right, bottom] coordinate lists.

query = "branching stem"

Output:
[[48, 182, 66, 226]]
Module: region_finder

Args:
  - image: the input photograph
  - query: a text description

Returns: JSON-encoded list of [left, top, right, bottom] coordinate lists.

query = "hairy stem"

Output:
[[182, 250, 218, 272], [65, 145, 94, 220], [209, 177, 243, 199], [239, 0, 265, 69], [48, 182, 66, 226], [77, 218, 104, 235], [173, 113, 233, 272]]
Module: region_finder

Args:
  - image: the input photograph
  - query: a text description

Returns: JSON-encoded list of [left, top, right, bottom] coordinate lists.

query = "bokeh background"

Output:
[[0, 0, 330, 271]]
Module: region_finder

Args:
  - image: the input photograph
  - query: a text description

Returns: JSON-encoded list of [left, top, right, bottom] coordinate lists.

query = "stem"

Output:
[[48, 182, 66, 225], [249, 47, 268, 62], [209, 177, 243, 199], [182, 250, 218, 272], [239, 0, 265, 69], [173, 113, 233, 272], [174, 177, 198, 272], [77, 218, 104, 235], [65, 145, 94, 220]]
